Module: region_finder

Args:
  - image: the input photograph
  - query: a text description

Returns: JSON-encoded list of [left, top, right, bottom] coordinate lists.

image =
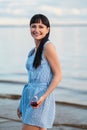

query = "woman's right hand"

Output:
[[17, 108, 22, 118]]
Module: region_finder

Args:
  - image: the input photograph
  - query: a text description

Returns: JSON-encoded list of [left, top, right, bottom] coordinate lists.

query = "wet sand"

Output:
[[0, 95, 87, 130]]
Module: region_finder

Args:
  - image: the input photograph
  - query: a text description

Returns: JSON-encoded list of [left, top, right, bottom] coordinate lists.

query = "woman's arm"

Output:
[[37, 43, 62, 107], [43, 43, 62, 99]]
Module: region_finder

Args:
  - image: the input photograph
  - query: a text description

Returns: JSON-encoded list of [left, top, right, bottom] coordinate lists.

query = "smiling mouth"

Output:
[[33, 34, 41, 37], [33, 32, 42, 36]]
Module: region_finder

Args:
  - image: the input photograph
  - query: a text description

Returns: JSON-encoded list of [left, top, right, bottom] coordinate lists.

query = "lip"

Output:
[[33, 33, 41, 37]]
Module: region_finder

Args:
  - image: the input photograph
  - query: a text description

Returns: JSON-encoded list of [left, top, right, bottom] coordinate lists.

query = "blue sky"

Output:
[[0, 0, 87, 25]]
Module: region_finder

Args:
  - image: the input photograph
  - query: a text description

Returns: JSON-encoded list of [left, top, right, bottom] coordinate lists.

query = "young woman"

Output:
[[17, 14, 62, 130]]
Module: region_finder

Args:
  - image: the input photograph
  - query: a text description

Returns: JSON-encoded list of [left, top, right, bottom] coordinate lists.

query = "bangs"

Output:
[[30, 15, 42, 25], [31, 17, 41, 24], [30, 14, 50, 27]]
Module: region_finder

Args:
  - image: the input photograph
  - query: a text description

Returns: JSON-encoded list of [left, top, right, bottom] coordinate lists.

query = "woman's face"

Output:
[[30, 20, 49, 42]]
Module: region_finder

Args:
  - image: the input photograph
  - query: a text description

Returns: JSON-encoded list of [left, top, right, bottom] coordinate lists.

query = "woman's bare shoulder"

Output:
[[44, 42, 56, 56]]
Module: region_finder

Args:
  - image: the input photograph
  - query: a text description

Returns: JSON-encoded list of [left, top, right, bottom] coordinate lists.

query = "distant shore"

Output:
[[0, 22, 87, 28]]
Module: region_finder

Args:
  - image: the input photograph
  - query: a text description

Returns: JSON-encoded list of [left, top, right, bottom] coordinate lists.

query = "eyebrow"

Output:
[[31, 22, 44, 25]]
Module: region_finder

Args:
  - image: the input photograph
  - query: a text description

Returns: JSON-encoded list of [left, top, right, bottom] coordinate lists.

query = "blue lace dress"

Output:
[[19, 41, 55, 128]]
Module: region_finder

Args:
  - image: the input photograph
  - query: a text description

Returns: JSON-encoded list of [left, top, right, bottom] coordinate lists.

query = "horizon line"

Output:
[[0, 23, 87, 28]]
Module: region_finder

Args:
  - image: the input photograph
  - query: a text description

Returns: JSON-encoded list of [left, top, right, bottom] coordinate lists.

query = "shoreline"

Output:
[[0, 98, 87, 129]]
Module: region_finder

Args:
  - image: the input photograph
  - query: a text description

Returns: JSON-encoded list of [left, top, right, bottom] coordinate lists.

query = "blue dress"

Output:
[[19, 41, 55, 128]]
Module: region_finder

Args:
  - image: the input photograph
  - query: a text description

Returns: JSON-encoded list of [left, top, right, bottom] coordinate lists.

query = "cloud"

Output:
[[71, 9, 80, 15], [0, 17, 28, 25], [0, 0, 87, 17], [0, 0, 87, 25], [39, 5, 63, 16], [40, 5, 87, 16]]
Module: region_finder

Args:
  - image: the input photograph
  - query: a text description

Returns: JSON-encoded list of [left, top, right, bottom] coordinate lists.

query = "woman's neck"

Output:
[[35, 40, 41, 50]]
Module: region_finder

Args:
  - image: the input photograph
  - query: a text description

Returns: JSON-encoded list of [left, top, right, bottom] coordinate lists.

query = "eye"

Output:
[[31, 25, 36, 28], [39, 25, 44, 28]]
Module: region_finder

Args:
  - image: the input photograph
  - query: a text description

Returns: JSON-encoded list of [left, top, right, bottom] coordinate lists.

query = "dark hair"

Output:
[[30, 14, 50, 69]]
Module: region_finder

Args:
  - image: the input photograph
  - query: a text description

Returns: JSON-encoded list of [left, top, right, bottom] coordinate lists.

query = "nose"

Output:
[[34, 27, 39, 32]]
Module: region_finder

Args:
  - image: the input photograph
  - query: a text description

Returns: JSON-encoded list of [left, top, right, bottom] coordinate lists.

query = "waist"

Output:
[[23, 82, 48, 90], [29, 82, 48, 86]]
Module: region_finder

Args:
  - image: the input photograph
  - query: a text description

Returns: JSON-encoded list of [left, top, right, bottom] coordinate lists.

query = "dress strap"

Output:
[[42, 40, 52, 59], [44, 40, 51, 49]]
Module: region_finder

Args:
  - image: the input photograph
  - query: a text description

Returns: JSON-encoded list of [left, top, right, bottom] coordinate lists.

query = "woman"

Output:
[[17, 14, 62, 130]]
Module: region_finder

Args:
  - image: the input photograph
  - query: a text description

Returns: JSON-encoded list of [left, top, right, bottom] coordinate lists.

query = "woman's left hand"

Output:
[[32, 96, 45, 109]]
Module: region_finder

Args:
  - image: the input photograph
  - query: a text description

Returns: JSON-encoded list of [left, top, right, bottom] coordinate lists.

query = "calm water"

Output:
[[0, 25, 87, 106]]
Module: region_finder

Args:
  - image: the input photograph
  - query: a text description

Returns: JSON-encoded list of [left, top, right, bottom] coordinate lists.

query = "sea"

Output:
[[0, 25, 87, 106]]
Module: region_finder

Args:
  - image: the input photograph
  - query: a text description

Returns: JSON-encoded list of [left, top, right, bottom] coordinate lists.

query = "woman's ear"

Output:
[[48, 27, 50, 33], [46, 27, 50, 34]]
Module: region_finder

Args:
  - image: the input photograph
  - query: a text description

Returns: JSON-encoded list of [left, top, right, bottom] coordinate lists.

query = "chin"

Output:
[[34, 37, 43, 40]]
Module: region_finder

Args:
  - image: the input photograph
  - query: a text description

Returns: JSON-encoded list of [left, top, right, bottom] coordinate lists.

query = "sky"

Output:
[[0, 0, 87, 25]]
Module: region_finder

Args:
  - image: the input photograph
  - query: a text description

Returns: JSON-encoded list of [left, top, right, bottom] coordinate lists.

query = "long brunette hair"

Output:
[[30, 14, 50, 68]]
